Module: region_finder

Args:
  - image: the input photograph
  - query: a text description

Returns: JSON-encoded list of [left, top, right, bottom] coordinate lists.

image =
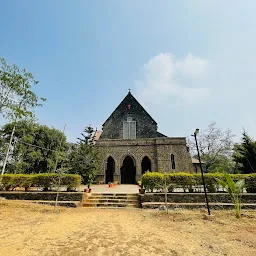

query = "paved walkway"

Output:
[[78, 184, 140, 194]]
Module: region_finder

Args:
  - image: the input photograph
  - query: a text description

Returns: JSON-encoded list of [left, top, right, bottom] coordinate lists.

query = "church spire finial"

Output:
[[128, 88, 131, 93]]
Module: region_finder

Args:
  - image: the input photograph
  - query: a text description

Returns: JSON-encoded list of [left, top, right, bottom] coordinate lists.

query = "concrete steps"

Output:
[[83, 193, 140, 208], [142, 202, 256, 210]]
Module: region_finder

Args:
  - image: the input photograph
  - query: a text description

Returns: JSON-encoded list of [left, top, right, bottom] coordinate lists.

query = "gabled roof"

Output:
[[191, 157, 206, 164], [102, 92, 157, 126], [94, 130, 102, 141], [156, 131, 167, 138]]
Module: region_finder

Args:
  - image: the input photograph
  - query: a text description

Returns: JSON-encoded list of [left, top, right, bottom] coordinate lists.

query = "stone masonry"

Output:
[[95, 92, 193, 183]]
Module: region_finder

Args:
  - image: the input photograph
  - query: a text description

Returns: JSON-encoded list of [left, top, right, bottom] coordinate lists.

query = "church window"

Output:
[[123, 117, 136, 139], [170, 154, 175, 169]]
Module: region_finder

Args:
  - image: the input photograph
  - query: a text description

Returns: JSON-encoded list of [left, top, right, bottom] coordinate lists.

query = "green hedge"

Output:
[[141, 172, 256, 193], [1, 174, 81, 189]]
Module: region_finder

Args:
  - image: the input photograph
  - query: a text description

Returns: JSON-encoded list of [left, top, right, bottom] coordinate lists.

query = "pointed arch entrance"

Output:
[[121, 156, 136, 184], [141, 156, 151, 175], [106, 156, 115, 184]]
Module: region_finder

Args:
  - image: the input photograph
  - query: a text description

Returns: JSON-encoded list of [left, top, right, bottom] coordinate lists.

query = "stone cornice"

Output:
[[96, 137, 186, 147]]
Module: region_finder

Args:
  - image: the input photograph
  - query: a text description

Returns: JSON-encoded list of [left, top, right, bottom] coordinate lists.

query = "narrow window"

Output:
[[170, 154, 175, 169], [123, 122, 129, 139], [130, 121, 136, 139], [123, 117, 136, 139]]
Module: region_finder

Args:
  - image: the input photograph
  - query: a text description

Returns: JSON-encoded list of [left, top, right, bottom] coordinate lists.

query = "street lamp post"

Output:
[[192, 129, 211, 216]]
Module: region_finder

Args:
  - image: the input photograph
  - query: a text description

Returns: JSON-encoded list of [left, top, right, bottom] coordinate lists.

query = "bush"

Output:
[[141, 172, 256, 193], [142, 172, 164, 192], [1, 174, 81, 190]]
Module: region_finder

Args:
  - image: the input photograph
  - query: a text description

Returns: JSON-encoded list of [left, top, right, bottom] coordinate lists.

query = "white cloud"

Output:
[[135, 52, 210, 106], [176, 53, 209, 77]]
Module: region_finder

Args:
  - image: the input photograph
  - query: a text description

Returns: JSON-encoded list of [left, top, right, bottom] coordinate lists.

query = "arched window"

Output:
[[170, 154, 175, 170], [141, 156, 151, 175], [106, 156, 115, 183]]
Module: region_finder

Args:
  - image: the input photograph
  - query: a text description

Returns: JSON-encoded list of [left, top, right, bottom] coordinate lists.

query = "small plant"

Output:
[[168, 185, 174, 193], [216, 173, 245, 218], [86, 173, 94, 192], [108, 182, 114, 187]]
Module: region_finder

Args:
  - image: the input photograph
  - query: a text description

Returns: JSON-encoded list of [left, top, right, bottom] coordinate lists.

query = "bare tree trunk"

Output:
[[0, 122, 16, 185], [164, 163, 170, 214], [54, 173, 62, 211], [164, 172, 168, 214], [54, 124, 66, 212], [1, 101, 22, 184]]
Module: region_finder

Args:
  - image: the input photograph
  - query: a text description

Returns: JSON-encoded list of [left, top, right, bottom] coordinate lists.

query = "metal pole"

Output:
[[194, 133, 211, 215]]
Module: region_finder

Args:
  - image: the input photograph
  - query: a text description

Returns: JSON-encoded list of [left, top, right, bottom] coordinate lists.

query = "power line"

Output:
[[16, 139, 59, 153]]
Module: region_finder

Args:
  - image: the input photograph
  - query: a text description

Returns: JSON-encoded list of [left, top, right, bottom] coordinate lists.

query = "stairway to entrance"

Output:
[[83, 193, 140, 208]]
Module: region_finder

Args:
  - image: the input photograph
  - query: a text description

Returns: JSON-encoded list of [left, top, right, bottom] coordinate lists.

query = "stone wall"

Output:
[[100, 92, 158, 139], [95, 137, 193, 183], [140, 193, 256, 204], [0, 192, 83, 201]]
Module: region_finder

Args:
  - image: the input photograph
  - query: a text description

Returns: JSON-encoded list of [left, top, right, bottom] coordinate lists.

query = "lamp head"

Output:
[[194, 128, 199, 135]]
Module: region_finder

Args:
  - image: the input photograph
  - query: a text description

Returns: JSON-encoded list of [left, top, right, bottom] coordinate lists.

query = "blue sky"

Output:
[[1, 0, 256, 142]]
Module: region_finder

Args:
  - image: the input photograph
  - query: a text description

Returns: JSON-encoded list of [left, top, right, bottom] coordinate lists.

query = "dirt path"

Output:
[[0, 201, 255, 256]]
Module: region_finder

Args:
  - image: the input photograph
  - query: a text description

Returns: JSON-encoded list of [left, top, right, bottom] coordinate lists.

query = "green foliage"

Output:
[[207, 155, 236, 173], [233, 132, 256, 174], [1, 174, 81, 189], [216, 173, 245, 218], [66, 126, 100, 185], [141, 172, 256, 193], [0, 120, 69, 173], [141, 172, 164, 191], [0, 57, 46, 120]]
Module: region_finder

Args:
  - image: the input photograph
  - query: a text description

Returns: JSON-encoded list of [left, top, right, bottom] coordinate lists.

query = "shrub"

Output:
[[1, 174, 81, 190], [141, 172, 256, 193], [142, 172, 164, 192], [243, 175, 256, 193]]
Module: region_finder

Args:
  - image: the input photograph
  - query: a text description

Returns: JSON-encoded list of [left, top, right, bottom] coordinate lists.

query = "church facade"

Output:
[[95, 92, 193, 184]]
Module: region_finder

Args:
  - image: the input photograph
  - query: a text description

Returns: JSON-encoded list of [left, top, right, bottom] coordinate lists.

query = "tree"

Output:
[[67, 126, 99, 185], [0, 57, 46, 119], [233, 132, 256, 174], [0, 58, 46, 178], [188, 122, 235, 172], [0, 120, 69, 173]]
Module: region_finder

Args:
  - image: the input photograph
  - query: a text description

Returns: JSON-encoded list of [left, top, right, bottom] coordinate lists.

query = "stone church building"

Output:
[[95, 91, 193, 184]]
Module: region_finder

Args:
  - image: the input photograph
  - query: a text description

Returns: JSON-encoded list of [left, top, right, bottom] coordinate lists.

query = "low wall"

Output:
[[0, 192, 83, 202], [140, 193, 256, 204]]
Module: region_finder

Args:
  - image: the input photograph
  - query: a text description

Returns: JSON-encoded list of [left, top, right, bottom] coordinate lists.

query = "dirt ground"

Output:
[[0, 201, 255, 256]]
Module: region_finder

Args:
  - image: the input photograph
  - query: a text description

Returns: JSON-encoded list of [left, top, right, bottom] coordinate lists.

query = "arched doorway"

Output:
[[121, 156, 136, 184], [141, 156, 151, 175], [106, 156, 115, 184]]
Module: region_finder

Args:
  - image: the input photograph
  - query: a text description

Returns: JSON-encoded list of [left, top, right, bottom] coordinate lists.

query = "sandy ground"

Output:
[[0, 201, 255, 256]]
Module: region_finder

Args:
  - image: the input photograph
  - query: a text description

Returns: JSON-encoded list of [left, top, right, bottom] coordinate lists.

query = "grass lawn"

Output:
[[0, 200, 255, 256]]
